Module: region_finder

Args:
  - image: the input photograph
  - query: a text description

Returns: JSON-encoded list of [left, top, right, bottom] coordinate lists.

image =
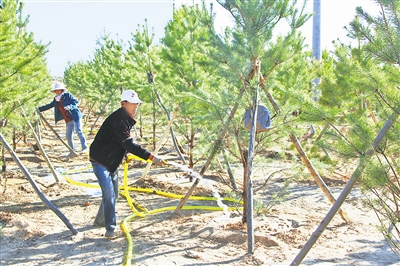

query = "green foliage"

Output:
[[206, 0, 313, 162], [0, 0, 51, 138], [158, 3, 229, 166], [216, 0, 310, 60], [350, 3, 400, 65]]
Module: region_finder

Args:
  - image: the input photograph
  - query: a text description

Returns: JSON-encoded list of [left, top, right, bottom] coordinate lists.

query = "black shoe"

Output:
[[105, 230, 115, 238], [93, 220, 103, 227]]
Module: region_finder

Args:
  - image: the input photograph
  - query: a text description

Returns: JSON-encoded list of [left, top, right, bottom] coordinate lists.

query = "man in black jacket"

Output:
[[90, 89, 165, 238]]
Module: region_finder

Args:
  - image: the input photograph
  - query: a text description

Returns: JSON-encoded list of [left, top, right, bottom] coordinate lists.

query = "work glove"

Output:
[[151, 155, 165, 166], [124, 154, 132, 163]]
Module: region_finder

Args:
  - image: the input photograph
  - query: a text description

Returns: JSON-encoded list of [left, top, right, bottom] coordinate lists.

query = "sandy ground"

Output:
[[1, 121, 400, 266]]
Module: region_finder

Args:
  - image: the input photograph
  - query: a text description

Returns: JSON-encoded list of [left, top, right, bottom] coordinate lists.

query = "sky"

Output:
[[20, 0, 379, 77]]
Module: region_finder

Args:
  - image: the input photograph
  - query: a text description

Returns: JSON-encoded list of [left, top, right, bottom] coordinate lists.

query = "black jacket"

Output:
[[89, 107, 151, 172]]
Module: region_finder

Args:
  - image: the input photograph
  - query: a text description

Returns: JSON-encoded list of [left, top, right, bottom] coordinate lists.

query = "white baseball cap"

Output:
[[121, 90, 143, 103]]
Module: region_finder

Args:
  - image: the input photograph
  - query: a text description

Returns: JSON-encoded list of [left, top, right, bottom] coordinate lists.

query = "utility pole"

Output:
[[312, 0, 321, 86], [309, 0, 321, 138], [312, 0, 321, 62]]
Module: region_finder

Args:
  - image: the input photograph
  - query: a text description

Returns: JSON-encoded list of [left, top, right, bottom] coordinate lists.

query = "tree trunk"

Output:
[[141, 111, 177, 179], [13, 128, 16, 151], [154, 88, 186, 164], [189, 129, 195, 169], [246, 61, 261, 254], [152, 95, 156, 151], [1, 146, 5, 172], [222, 148, 237, 190], [242, 150, 249, 223]]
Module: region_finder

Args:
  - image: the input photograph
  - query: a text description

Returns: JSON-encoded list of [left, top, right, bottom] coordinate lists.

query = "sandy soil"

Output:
[[1, 120, 400, 266]]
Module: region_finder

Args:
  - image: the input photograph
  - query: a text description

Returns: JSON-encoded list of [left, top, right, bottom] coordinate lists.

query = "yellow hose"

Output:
[[59, 157, 243, 266]]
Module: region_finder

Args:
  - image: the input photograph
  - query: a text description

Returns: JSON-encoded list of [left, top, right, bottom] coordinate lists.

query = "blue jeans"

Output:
[[91, 161, 119, 231], [66, 119, 87, 151]]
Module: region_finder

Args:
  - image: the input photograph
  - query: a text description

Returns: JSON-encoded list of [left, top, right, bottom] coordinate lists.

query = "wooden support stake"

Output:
[[22, 108, 60, 183], [174, 176, 200, 215], [0, 132, 78, 235], [291, 106, 399, 265], [290, 133, 350, 222]]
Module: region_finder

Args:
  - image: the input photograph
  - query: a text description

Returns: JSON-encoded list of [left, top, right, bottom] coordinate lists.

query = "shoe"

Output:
[[105, 230, 115, 238], [93, 219, 104, 227], [81, 148, 89, 154], [66, 152, 78, 158]]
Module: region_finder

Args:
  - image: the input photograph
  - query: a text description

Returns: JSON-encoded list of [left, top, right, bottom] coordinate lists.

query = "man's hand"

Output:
[[152, 155, 165, 166]]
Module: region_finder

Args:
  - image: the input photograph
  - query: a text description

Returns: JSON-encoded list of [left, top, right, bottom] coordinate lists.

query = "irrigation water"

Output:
[[167, 161, 230, 220]]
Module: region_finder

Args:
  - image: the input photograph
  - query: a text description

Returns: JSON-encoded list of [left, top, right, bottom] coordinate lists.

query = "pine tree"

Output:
[[159, 3, 227, 168], [194, 0, 311, 228], [0, 0, 50, 170], [314, 0, 400, 255]]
